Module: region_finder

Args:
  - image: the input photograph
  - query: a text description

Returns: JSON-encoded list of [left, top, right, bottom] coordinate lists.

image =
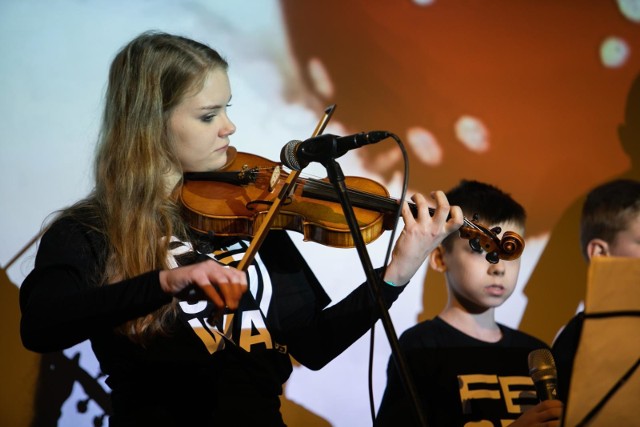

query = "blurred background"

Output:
[[1, 0, 639, 425]]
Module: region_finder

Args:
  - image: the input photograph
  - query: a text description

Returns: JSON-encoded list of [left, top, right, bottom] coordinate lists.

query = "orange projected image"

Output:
[[282, 1, 636, 229], [280, 0, 640, 343]]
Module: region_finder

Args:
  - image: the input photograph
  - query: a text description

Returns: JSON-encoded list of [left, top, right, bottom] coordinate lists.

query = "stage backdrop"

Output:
[[1, 1, 639, 426]]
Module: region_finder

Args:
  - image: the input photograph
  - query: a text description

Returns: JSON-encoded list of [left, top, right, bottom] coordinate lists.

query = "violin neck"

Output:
[[302, 178, 470, 227], [302, 178, 401, 213], [406, 202, 469, 227]]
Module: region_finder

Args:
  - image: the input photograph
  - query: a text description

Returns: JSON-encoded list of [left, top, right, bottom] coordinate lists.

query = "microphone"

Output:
[[280, 131, 390, 171], [528, 348, 559, 401]]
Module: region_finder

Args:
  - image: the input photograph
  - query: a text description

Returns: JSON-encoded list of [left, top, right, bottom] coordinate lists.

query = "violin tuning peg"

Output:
[[469, 238, 482, 253], [485, 251, 499, 264], [472, 213, 479, 221], [490, 226, 502, 235]]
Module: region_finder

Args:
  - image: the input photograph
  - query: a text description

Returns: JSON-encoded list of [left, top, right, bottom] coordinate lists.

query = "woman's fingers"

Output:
[[429, 190, 463, 233], [160, 260, 248, 310], [384, 190, 463, 285], [207, 267, 247, 310]]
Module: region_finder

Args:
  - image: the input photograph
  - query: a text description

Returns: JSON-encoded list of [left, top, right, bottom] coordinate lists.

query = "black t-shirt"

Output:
[[376, 317, 548, 427], [551, 312, 584, 403], [20, 217, 404, 426]]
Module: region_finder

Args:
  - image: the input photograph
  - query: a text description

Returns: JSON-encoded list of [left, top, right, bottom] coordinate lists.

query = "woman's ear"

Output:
[[429, 246, 447, 272], [586, 238, 609, 260]]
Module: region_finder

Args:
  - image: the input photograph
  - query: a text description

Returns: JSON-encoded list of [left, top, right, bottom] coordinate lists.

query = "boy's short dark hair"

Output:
[[442, 179, 526, 250], [580, 179, 640, 259]]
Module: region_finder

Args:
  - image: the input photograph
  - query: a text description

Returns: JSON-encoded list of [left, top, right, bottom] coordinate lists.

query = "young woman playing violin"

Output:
[[19, 31, 463, 426]]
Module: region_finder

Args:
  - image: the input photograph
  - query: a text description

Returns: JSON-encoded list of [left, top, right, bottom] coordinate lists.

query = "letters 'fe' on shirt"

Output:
[[376, 317, 548, 427]]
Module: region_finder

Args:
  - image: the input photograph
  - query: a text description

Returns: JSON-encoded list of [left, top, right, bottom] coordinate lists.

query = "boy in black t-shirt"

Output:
[[376, 180, 563, 426]]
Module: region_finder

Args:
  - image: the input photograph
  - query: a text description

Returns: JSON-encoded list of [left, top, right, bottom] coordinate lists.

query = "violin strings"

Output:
[[268, 169, 483, 234], [303, 178, 481, 231], [303, 178, 396, 210]]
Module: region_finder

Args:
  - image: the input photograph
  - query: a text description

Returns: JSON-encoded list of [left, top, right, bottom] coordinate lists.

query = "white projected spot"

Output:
[[413, 0, 436, 6], [617, 0, 640, 22], [600, 36, 630, 68], [308, 57, 334, 98], [407, 126, 442, 166], [367, 146, 403, 175], [455, 115, 490, 153]]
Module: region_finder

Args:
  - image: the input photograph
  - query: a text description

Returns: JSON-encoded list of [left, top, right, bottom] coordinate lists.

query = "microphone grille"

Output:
[[528, 348, 558, 382], [280, 140, 303, 171]]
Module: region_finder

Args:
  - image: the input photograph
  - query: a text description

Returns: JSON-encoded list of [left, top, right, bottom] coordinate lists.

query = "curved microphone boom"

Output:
[[280, 131, 390, 171], [528, 348, 559, 401]]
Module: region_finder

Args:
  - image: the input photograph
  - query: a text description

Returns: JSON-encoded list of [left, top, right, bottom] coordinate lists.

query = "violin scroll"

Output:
[[458, 220, 525, 264], [497, 231, 525, 261]]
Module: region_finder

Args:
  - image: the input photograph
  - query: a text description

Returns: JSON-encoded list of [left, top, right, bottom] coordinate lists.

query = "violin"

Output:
[[180, 147, 524, 264]]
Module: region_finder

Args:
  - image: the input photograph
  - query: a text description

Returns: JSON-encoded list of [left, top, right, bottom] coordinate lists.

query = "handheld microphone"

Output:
[[280, 131, 390, 171], [528, 348, 559, 401]]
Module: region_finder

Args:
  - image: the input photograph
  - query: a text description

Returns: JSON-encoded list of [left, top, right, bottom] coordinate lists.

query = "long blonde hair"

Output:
[[69, 31, 229, 342]]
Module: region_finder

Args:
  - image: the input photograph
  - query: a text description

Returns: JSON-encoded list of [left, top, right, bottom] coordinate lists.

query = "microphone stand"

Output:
[[321, 157, 428, 427]]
